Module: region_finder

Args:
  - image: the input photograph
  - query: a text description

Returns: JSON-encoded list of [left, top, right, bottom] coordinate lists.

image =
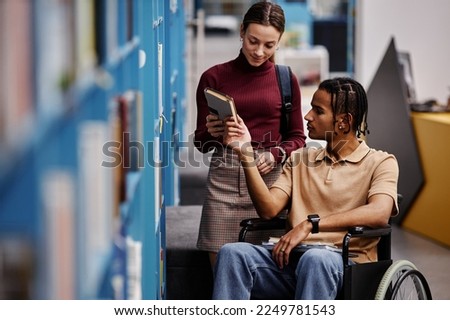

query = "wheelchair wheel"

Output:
[[375, 260, 432, 300]]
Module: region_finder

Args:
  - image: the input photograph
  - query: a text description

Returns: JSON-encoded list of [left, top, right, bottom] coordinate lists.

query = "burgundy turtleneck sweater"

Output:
[[194, 51, 306, 163]]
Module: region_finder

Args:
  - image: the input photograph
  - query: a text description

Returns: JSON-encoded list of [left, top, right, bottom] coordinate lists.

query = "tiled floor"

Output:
[[391, 225, 450, 300]]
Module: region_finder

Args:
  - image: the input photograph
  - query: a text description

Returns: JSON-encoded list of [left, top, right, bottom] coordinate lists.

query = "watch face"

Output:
[[308, 214, 320, 233]]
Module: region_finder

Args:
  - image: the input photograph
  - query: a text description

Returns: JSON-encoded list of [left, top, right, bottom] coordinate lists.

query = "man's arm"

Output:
[[272, 193, 395, 268], [224, 116, 289, 219], [316, 193, 394, 231]]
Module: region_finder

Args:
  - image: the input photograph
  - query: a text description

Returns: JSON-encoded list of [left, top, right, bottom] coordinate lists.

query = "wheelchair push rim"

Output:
[[375, 260, 432, 300]]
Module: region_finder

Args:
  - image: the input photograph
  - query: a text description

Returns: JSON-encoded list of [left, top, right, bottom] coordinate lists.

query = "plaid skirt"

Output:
[[197, 148, 286, 253]]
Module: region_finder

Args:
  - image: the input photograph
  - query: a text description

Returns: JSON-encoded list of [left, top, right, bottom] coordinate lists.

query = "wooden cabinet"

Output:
[[403, 112, 450, 247]]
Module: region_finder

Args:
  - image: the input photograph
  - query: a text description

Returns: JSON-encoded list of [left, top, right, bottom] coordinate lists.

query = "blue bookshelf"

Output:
[[0, 0, 185, 300]]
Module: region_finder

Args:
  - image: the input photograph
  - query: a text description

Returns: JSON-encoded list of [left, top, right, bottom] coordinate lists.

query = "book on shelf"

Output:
[[108, 98, 126, 213], [0, 0, 34, 159], [74, 0, 97, 74], [34, 0, 76, 113], [123, 90, 143, 172], [204, 87, 237, 121], [42, 170, 76, 299], [78, 121, 113, 280]]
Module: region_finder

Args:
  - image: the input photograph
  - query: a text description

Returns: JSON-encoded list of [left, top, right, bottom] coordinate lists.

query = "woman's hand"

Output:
[[206, 114, 225, 137], [255, 151, 276, 175]]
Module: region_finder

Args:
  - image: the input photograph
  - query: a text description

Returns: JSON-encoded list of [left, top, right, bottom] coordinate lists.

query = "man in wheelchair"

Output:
[[213, 77, 399, 299]]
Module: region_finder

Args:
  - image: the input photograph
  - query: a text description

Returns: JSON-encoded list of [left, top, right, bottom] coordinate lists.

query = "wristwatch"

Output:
[[307, 214, 320, 234]]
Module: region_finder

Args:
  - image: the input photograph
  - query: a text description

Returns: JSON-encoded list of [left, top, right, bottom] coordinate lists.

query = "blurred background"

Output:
[[1, 0, 449, 300]]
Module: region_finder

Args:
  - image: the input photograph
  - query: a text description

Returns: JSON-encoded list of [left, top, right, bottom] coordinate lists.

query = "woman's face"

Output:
[[240, 23, 281, 67]]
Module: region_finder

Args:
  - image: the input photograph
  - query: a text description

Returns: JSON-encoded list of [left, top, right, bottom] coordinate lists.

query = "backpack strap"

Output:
[[275, 64, 293, 140]]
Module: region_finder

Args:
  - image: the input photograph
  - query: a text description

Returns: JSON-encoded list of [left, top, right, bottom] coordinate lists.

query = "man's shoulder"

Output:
[[287, 143, 398, 167], [367, 147, 397, 162], [363, 147, 399, 175], [353, 140, 397, 165]]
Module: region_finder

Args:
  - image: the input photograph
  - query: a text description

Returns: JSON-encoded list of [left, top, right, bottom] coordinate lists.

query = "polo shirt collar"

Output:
[[315, 140, 370, 163]]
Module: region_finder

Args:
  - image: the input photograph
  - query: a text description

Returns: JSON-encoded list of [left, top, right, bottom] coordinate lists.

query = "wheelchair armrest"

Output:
[[239, 217, 287, 230], [239, 217, 286, 242], [346, 225, 391, 237], [342, 225, 392, 266]]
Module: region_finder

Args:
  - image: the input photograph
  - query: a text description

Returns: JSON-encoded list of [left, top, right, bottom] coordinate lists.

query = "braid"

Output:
[[318, 77, 370, 138]]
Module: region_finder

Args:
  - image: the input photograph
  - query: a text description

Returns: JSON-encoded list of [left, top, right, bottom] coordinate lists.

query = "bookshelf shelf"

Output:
[[0, 0, 186, 300]]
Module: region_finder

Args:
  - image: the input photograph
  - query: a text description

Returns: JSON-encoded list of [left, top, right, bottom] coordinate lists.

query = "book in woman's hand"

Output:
[[204, 87, 237, 122]]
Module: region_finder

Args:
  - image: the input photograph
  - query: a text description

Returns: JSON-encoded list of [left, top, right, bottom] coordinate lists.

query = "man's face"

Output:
[[304, 89, 336, 141]]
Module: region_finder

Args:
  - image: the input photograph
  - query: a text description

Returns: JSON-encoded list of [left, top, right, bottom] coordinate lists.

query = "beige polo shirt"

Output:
[[270, 140, 399, 263]]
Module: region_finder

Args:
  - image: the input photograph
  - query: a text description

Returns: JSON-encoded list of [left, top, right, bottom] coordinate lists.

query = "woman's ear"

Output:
[[240, 24, 245, 39]]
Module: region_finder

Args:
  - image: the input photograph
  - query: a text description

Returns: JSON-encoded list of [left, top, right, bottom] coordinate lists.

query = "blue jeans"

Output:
[[212, 242, 346, 300]]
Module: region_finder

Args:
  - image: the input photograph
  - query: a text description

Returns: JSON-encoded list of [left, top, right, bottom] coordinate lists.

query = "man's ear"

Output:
[[339, 113, 353, 127], [336, 113, 353, 134], [345, 113, 354, 128]]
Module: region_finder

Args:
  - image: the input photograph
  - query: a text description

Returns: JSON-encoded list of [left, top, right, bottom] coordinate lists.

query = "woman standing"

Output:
[[194, 1, 306, 267]]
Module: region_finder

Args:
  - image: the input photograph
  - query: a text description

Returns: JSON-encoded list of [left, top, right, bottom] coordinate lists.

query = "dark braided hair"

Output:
[[318, 77, 370, 138]]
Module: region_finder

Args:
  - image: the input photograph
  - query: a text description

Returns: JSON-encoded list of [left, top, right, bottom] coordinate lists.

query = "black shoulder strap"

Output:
[[275, 64, 293, 139]]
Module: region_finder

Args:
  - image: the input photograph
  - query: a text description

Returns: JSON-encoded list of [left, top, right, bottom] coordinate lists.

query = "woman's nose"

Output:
[[255, 45, 264, 56]]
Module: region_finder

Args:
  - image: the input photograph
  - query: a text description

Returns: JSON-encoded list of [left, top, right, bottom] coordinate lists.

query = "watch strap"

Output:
[[307, 214, 320, 234]]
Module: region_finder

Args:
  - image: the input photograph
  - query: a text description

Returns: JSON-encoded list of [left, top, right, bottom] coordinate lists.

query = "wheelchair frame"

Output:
[[239, 217, 432, 300]]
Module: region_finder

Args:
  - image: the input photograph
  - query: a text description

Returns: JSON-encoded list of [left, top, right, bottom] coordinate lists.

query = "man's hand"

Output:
[[224, 116, 275, 173], [272, 220, 312, 268], [223, 115, 253, 158]]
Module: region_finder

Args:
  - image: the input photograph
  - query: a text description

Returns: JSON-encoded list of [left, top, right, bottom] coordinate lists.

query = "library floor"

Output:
[[390, 224, 450, 300], [184, 33, 450, 300]]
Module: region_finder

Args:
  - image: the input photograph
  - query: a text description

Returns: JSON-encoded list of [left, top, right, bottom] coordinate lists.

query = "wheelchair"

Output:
[[238, 199, 432, 300]]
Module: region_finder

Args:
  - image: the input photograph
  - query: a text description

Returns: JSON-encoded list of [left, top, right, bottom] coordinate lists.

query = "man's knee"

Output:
[[298, 249, 342, 271], [217, 242, 251, 261], [295, 249, 343, 299]]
